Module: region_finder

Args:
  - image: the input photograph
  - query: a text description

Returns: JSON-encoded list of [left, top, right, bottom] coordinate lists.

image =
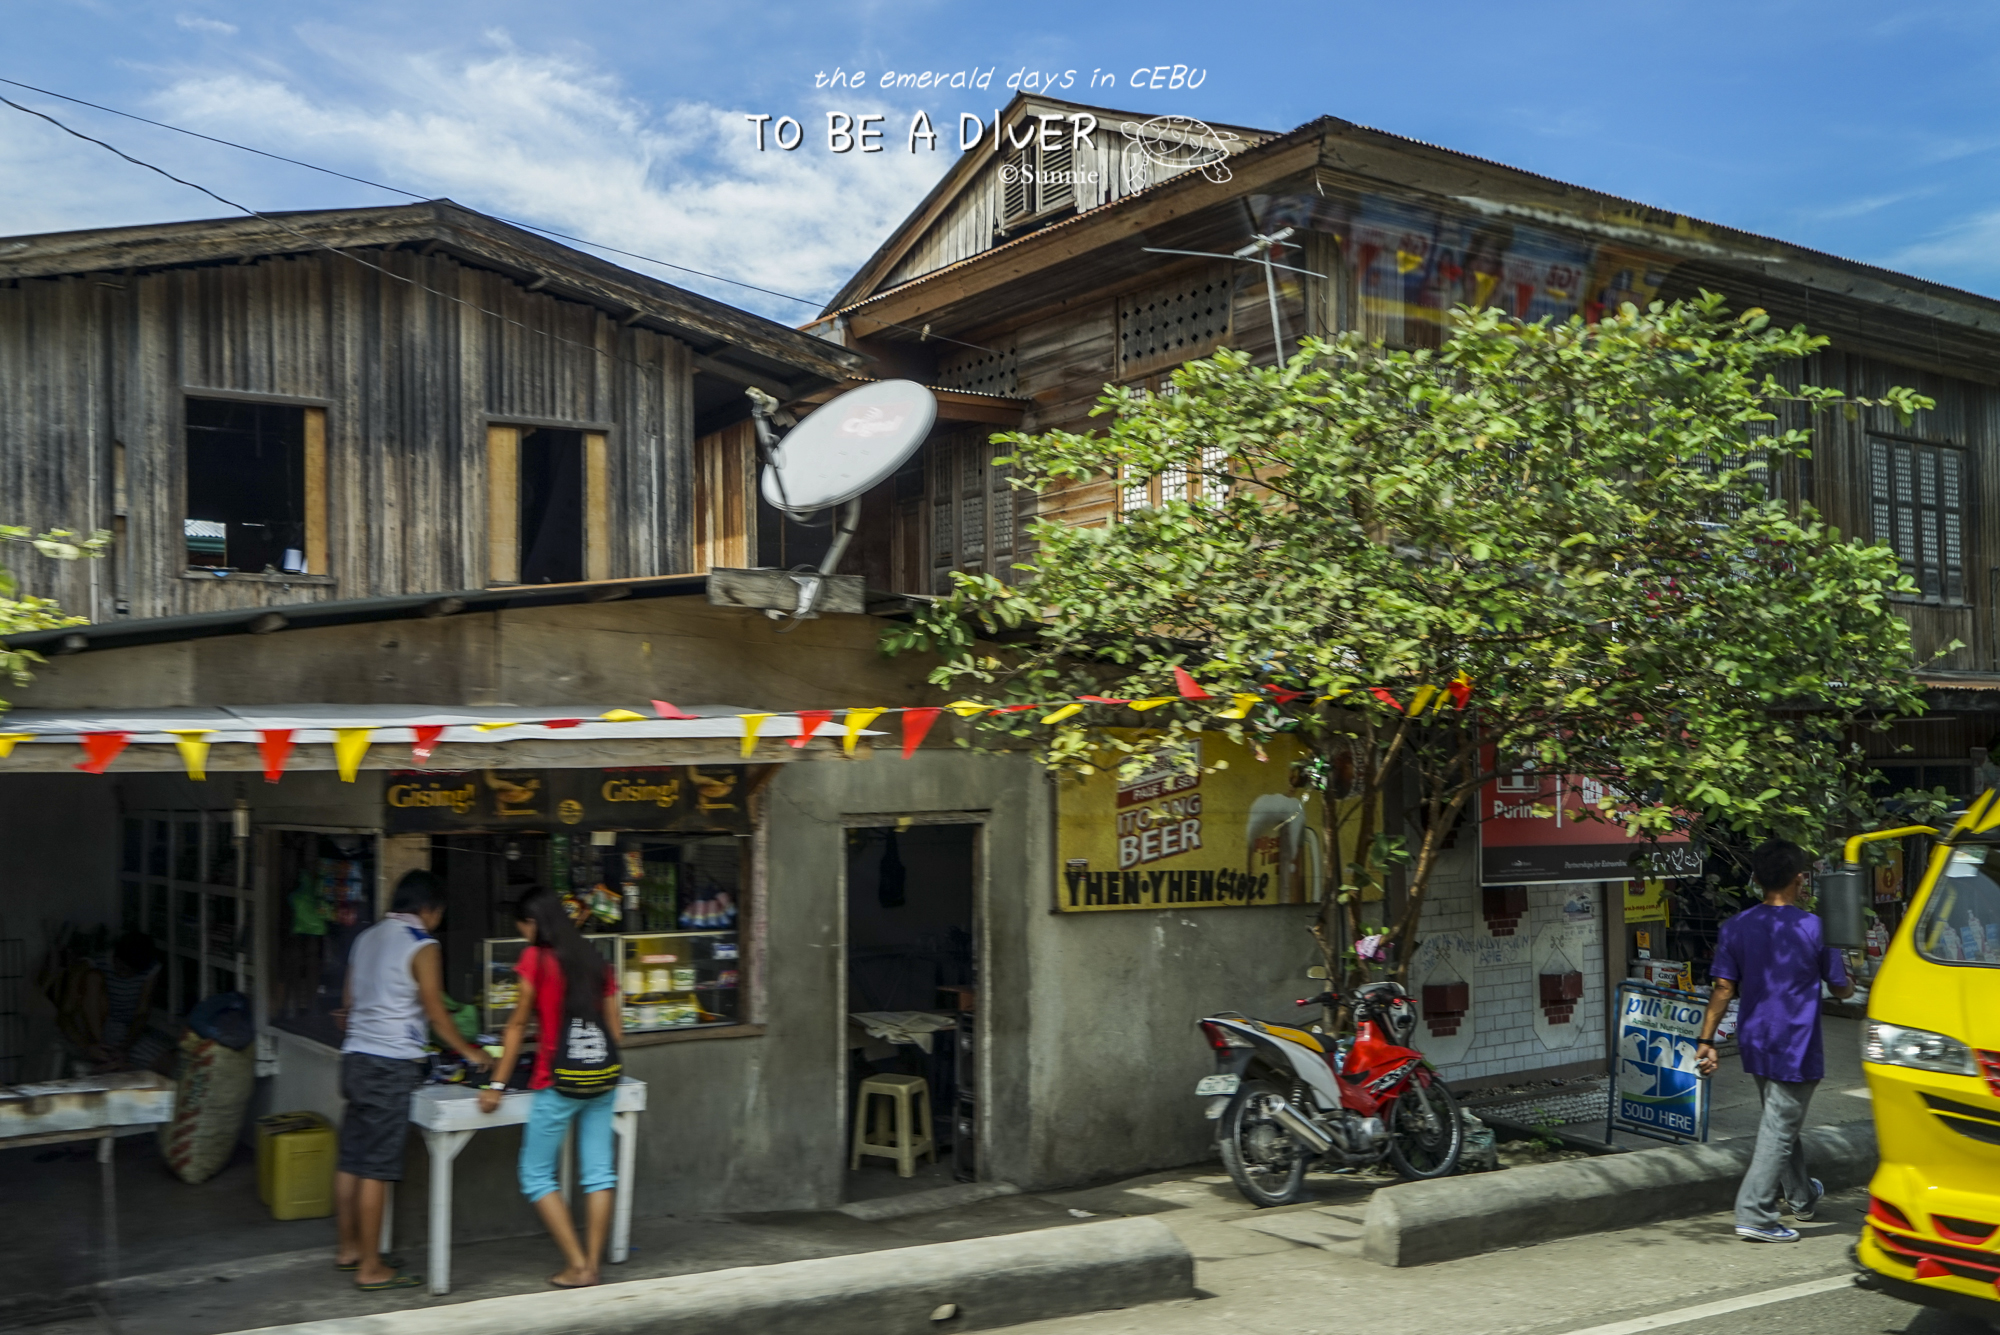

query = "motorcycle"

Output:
[[1197, 979, 1463, 1206]]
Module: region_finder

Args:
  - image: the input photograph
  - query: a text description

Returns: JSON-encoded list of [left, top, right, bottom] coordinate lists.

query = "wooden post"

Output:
[[584, 430, 610, 581], [487, 425, 520, 585], [303, 407, 328, 577]]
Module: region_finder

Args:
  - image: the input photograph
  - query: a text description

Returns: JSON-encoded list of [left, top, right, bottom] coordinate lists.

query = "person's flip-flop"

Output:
[[336, 1254, 405, 1273], [549, 1276, 600, 1290], [355, 1273, 424, 1291]]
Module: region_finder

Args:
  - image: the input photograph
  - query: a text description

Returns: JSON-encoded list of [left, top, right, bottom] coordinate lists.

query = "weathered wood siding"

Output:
[[1, 249, 695, 621]]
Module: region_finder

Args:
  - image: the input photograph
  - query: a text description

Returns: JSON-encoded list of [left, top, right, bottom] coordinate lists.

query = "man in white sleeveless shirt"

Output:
[[334, 870, 489, 1290]]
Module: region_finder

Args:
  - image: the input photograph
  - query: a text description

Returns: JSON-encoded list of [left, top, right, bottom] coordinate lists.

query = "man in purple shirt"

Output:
[[1696, 839, 1854, 1242]]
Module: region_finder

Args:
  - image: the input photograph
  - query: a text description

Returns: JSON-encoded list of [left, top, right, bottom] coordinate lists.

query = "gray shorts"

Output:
[[337, 1052, 424, 1181]]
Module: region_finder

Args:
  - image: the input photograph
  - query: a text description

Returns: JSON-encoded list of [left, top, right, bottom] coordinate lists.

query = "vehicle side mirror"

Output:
[[1306, 965, 1329, 980]]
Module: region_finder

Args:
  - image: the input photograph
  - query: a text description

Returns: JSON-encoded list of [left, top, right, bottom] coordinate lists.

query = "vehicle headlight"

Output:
[[1865, 1020, 1978, 1076]]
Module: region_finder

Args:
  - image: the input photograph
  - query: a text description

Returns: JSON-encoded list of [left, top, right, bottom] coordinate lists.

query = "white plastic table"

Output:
[[395, 1079, 646, 1295]]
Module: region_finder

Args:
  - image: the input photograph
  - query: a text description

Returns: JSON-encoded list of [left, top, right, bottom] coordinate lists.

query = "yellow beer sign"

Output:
[[1056, 732, 1331, 912]]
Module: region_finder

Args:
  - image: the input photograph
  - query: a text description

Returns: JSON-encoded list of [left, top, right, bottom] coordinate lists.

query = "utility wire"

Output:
[[0, 76, 1002, 355], [3, 94, 708, 382]]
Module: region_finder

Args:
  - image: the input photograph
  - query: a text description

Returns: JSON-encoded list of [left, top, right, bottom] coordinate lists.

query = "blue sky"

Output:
[[7, 1, 2000, 320]]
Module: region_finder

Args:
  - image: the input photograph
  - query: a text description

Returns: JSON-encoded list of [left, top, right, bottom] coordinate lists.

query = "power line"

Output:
[[0, 75, 1004, 357], [1, 94, 678, 380]]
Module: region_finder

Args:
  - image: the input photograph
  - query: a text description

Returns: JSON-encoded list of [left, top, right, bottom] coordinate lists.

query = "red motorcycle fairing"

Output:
[[1333, 1017, 1430, 1116]]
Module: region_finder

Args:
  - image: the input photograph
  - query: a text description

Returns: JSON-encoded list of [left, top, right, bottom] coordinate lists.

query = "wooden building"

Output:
[[0, 200, 865, 621], [814, 92, 2000, 1086]]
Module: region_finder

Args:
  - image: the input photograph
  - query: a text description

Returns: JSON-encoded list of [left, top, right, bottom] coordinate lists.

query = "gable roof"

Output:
[[821, 92, 1276, 314], [823, 100, 2000, 363], [0, 199, 867, 396]]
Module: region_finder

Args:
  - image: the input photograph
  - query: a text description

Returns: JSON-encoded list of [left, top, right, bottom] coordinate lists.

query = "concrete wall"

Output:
[[1406, 844, 1608, 1087]]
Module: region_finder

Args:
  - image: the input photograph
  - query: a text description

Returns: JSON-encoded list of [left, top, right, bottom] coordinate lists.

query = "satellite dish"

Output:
[[759, 379, 936, 514]]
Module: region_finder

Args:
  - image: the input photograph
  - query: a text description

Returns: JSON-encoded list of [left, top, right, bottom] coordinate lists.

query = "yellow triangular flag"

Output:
[[600, 709, 648, 722], [1041, 702, 1085, 725], [0, 732, 34, 759], [1218, 693, 1260, 720], [164, 728, 213, 781], [333, 728, 373, 783], [843, 708, 887, 755], [1127, 697, 1175, 711], [739, 713, 774, 758], [474, 721, 518, 732], [946, 700, 989, 718], [1407, 685, 1440, 716]]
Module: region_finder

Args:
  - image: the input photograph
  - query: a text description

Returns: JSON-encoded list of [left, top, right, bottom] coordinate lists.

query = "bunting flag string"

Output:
[[76, 731, 130, 775], [333, 728, 374, 783], [901, 707, 942, 758], [258, 729, 294, 783], [410, 724, 446, 764], [843, 708, 886, 755], [7, 668, 1475, 776], [164, 728, 213, 781]]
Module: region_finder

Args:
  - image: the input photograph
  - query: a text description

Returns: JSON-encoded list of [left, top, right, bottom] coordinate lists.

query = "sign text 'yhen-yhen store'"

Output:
[[1478, 747, 1697, 886], [1056, 733, 1339, 912]]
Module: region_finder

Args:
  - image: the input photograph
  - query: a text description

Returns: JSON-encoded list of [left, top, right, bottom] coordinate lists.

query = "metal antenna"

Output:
[[1142, 227, 1326, 359]]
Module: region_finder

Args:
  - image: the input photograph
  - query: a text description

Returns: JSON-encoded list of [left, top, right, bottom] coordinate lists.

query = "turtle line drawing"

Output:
[[1119, 116, 1242, 195]]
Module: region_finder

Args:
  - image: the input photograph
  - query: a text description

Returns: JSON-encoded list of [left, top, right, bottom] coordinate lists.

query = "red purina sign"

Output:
[[1478, 748, 1697, 885]]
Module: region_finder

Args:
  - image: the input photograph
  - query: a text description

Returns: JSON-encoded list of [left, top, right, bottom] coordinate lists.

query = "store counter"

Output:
[[395, 1078, 647, 1295]]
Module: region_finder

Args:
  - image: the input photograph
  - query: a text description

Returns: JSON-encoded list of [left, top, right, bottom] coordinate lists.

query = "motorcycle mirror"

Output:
[[1306, 965, 1329, 980]]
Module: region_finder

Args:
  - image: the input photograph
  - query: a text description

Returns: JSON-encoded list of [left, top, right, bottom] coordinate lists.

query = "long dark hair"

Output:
[[515, 887, 608, 1028]]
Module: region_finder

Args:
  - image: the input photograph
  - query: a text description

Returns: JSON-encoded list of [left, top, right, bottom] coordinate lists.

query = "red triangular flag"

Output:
[[1448, 675, 1474, 710], [1265, 686, 1314, 704], [542, 718, 583, 729], [790, 709, 834, 748], [651, 700, 699, 720], [1172, 666, 1212, 700], [901, 707, 943, 758], [1369, 688, 1403, 712], [1078, 694, 1132, 704], [410, 725, 446, 763], [75, 731, 130, 774], [259, 729, 295, 783], [995, 704, 1037, 713]]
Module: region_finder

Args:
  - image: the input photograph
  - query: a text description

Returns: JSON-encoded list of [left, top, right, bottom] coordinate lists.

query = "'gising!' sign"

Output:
[[1055, 733, 1328, 912], [384, 767, 752, 833]]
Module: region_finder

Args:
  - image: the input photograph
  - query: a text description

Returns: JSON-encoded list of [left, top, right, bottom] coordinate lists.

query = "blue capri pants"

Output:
[[518, 1087, 618, 1203]]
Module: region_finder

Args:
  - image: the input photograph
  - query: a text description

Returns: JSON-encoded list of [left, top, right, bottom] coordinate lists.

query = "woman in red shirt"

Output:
[[478, 887, 623, 1288]]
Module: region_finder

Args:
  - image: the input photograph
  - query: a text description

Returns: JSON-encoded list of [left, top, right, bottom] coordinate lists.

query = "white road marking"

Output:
[[1841, 1086, 1872, 1099], [1548, 1274, 1858, 1335]]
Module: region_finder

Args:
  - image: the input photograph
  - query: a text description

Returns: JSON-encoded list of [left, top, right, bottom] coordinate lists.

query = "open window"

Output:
[[487, 425, 609, 585], [184, 398, 326, 574]]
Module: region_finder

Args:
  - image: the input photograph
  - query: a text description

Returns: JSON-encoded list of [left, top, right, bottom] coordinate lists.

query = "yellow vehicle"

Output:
[[1847, 793, 2000, 1323]]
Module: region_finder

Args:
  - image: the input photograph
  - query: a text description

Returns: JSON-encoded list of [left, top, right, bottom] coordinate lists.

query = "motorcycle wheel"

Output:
[[1218, 1077, 1311, 1207], [1386, 1074, 1463, 1180]]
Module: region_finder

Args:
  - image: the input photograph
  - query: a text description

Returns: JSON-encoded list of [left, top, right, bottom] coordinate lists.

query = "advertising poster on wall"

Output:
[[1055, 732, 1344, 912], [1478, 747, 1698, 886], [1609, 981, 1710, 1143]]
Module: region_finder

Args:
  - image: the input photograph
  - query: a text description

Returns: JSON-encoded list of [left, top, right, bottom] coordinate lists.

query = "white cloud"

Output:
[[125, 35, 946, 317], [175, 14, 239, 36], [1886, 208, 2000, 282]]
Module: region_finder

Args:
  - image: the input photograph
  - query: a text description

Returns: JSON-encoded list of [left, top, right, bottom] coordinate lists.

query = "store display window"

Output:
[[120, 811, 252, 1016], [268, 830, 377, 1047]]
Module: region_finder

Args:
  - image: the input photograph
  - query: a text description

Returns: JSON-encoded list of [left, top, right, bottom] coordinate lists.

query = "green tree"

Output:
[[886, 296, 1937, 994], [2, 526, 109, 712]]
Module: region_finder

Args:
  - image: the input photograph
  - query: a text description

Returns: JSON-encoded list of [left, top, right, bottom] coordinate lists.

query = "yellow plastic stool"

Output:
[[850, 1074, 935, 1178], [256, 1111, 336, 1219]]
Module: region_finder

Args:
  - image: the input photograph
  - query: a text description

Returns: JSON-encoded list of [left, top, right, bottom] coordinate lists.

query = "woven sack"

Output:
[[158, 1031, 255, 1184]]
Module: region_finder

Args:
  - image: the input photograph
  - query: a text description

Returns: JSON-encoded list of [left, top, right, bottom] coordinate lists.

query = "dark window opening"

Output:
[[185, 398, 305, 573], [520, 428, 585, 584], [755, 494, 835, 570]]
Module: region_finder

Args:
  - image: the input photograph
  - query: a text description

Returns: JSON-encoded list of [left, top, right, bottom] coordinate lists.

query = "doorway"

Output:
[[843, 822, 978, 1199]]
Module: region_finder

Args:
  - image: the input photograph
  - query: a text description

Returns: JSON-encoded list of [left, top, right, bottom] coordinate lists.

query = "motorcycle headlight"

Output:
[[1865, 1020, 1977, 1076]]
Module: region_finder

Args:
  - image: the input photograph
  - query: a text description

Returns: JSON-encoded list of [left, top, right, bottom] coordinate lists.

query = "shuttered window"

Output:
[[931, 434, 1028, 592], [1870, 438, 1965, 601], [998, 119, 1080, 229]]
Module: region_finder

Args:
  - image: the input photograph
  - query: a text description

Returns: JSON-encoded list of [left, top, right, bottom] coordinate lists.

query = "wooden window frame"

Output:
[[487, 423, 609, 586], [181, 395, 329, 577], [1870, 436, 1967, 604]]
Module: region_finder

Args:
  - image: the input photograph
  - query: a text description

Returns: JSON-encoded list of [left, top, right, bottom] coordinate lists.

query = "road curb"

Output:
[[224, 1216, 1194, 1335], [1361, 1120, 1876, 1266]]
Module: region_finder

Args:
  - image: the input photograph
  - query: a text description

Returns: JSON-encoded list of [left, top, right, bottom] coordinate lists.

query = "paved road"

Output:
[[997, 1180, 2000, 1335]]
